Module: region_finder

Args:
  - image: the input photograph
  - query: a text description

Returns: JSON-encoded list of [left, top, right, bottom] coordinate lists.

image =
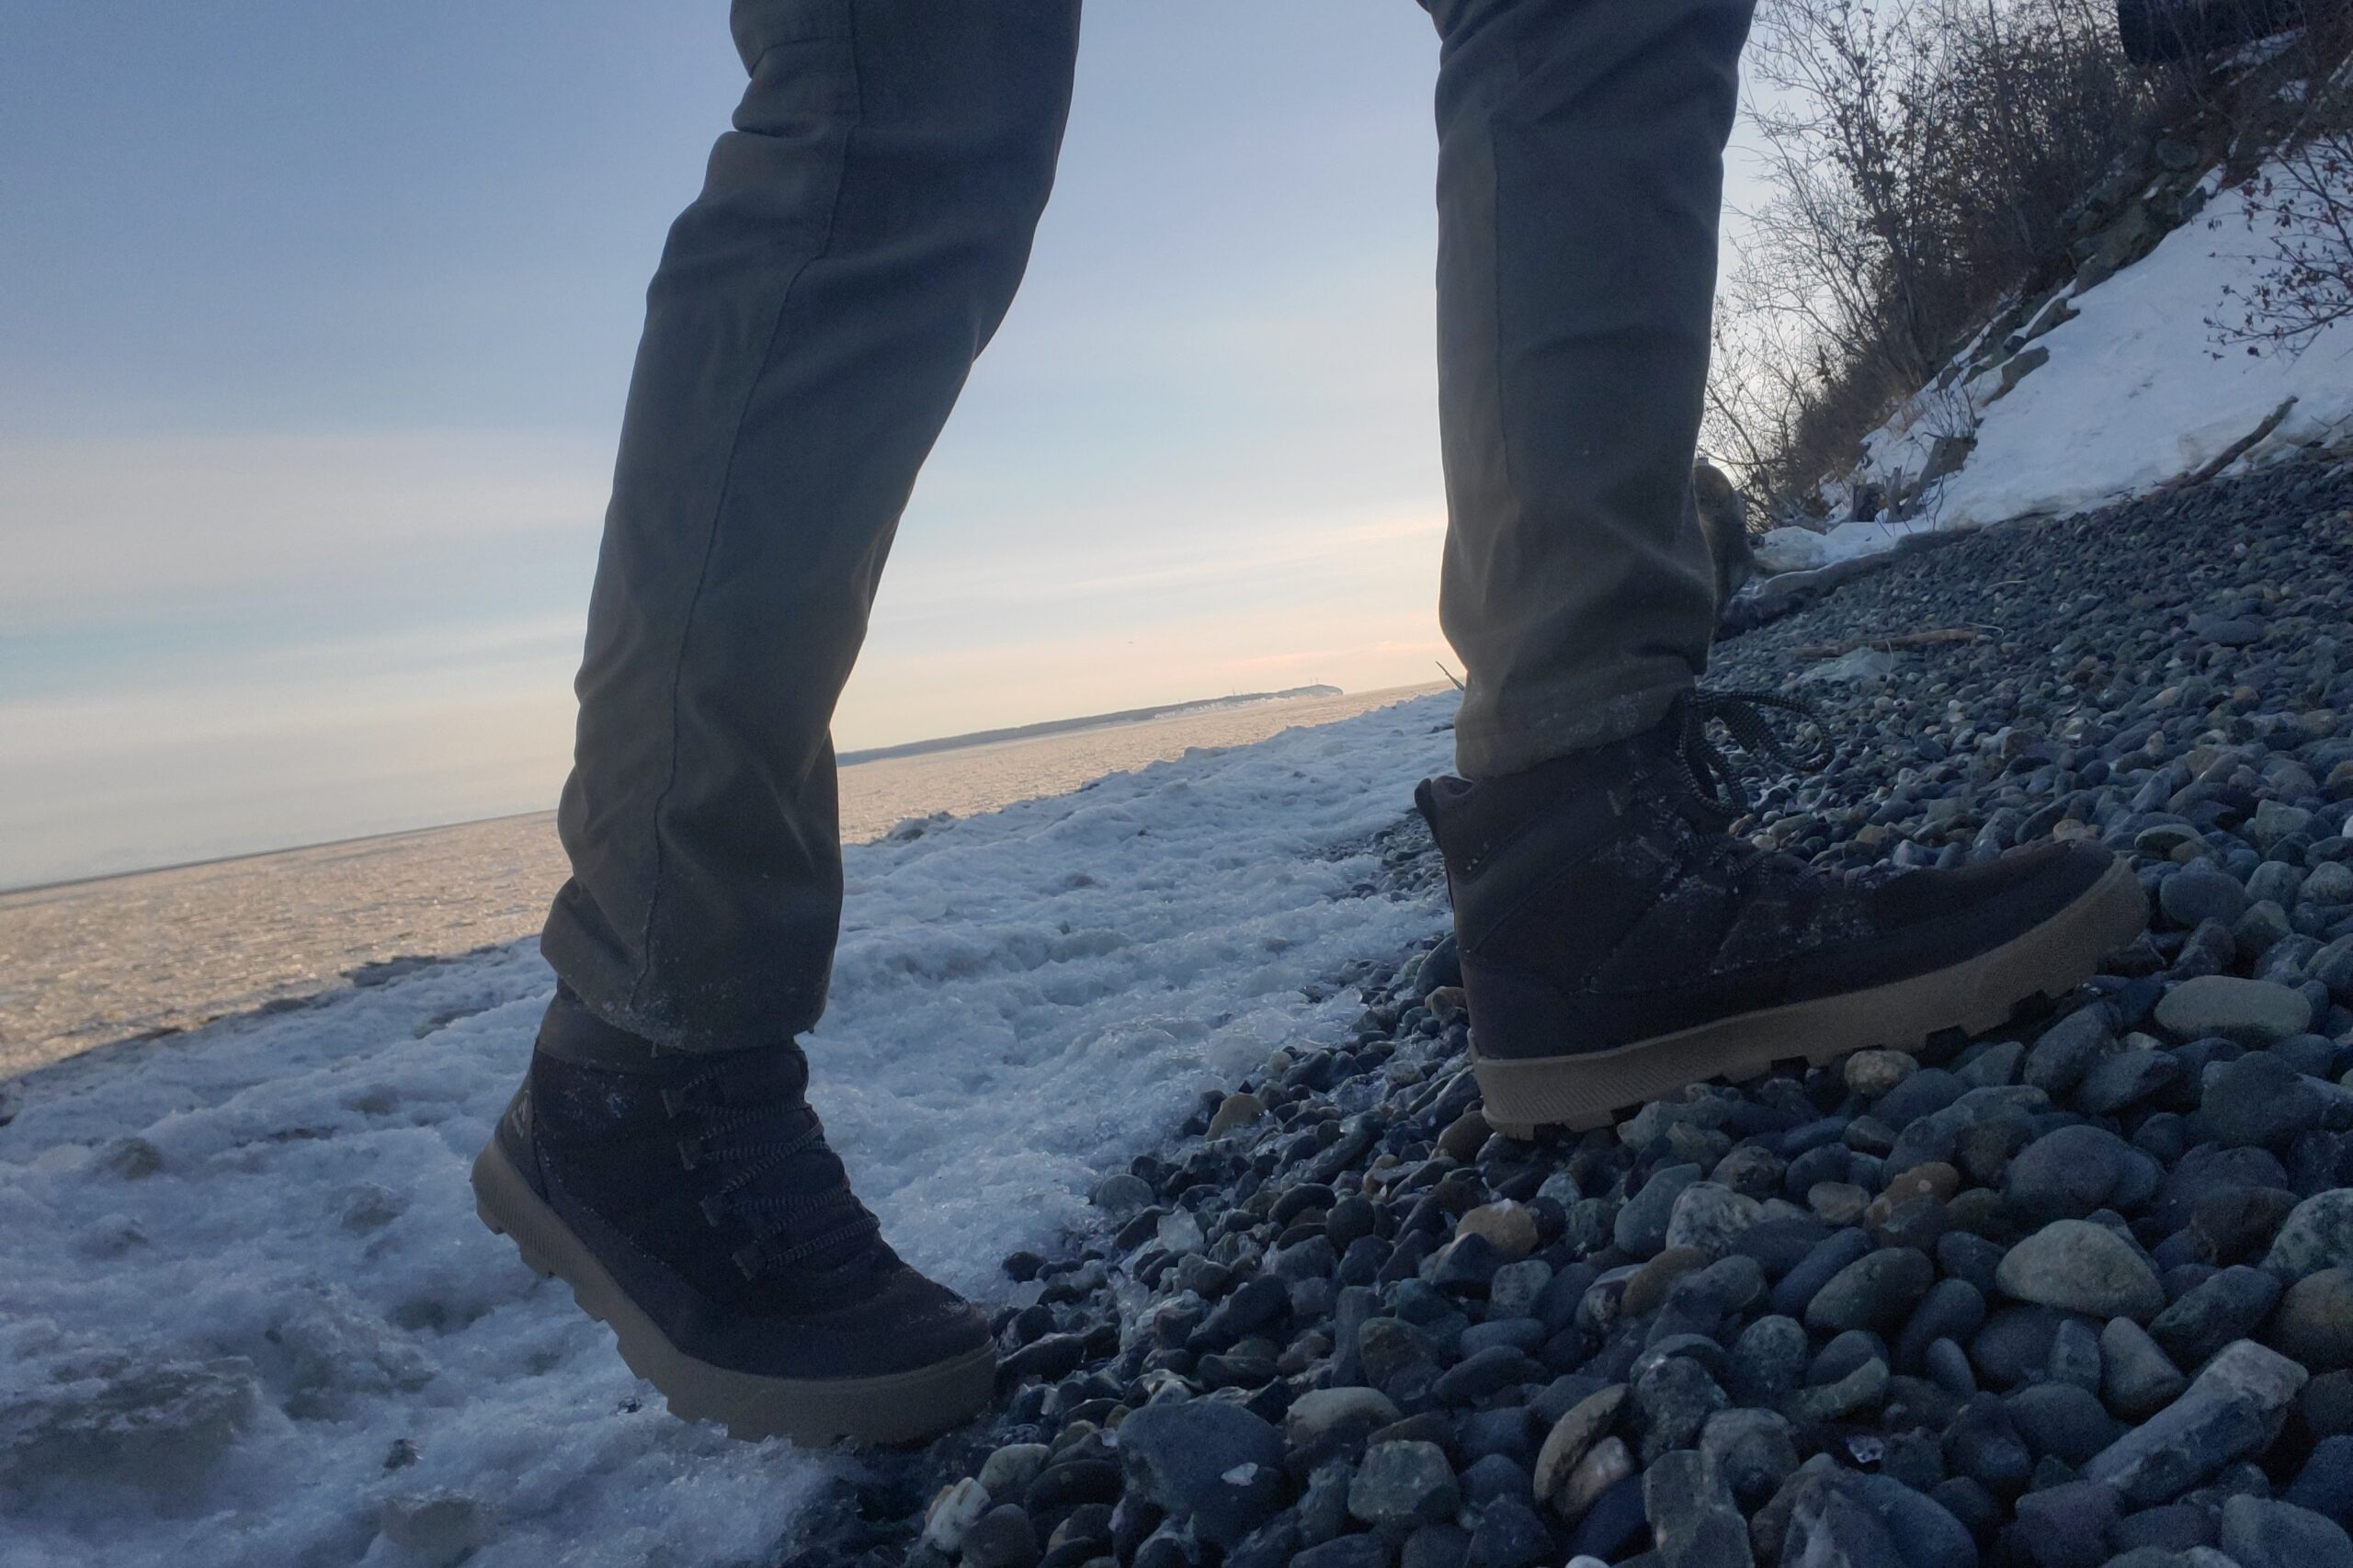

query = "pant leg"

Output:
[[541, 0, 1081, 1051], [1422, 0, 1752, 778]]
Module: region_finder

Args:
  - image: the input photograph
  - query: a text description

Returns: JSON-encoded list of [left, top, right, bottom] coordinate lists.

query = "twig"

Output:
[[1792, 628, 1983, 659], [1434, 662, 1466, 692]]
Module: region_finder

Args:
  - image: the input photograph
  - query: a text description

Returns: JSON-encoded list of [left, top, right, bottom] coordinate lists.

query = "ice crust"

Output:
[[0, 692, 1456, 1567]]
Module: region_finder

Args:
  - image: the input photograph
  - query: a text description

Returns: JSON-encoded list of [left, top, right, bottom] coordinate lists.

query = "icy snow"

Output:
[[0, 692, 1459, 1568], [1774, 161, 2353, 574], [1938, 168, 2353, 528]]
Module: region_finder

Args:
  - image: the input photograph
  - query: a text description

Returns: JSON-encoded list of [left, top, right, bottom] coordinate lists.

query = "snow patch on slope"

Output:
[[0, 692, 1459, 1568]]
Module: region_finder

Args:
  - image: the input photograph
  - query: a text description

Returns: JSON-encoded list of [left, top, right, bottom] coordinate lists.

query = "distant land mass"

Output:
[[837, 686, 1345, 767]]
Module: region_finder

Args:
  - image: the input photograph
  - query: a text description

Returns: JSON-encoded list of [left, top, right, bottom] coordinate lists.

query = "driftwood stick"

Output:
[[1792, 628, 1983, 660]]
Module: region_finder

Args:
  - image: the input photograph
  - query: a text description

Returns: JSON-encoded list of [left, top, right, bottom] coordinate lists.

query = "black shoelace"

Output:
[[664, 1057, 882, 1280], [1665, 688, 1830, 823]]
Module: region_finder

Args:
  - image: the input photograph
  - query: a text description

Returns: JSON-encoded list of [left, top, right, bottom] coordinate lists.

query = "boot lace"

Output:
[[663, 1053, 882, 1280], [1664, 688, 1830, 824]]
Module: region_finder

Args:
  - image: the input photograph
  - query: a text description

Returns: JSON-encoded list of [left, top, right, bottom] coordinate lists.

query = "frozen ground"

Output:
[[0, 691, 1458, 1568]]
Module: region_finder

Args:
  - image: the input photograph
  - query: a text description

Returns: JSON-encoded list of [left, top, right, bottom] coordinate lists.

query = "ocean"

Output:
[[0, 683, 1446, 1078]]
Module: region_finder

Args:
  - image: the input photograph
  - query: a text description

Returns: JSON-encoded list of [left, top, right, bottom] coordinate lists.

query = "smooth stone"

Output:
[[1805, 1246, 1936, 1334], [1725, 1314, 1809, 1405], [2219, 1494, 2353, 1568], [2157, 976, 2315, 1045], [2200, 1051, 2326, 1149], [1458, 1202, 1538, 1261], [1207, 1093, 1267, 1140], [2101, 1318, 2189, 1421], [2164, 866, 2254, 929], [1996, 1220, 2165, 1320], [1555, 1436, 1634, 1520], [2277, 1268, 2353, 1370], [2011, 1480, 2120, 1568], [2148, 1265, 2284, 1369], [1285, 1387, 1403, 1449], [1531, 1384, 1626, 1504], [1616, 1165, 1703, 1259]]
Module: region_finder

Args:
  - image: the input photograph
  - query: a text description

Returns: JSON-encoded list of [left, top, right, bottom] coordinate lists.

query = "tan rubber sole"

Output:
[[1476, 857, 2150, 1136], [471, 1136, 995, 1446]]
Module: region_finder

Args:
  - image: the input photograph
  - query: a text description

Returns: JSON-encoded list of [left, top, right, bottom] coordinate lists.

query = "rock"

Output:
[[2006, 1125, 2157, 1224], [1116, 1400, 1287, 1549], [1616, 1164, 1703, 1259], [2200, 1051, 2325, 1148], [961, 1505, 1041, 1568], [1995, 1220, 2165, 1319], [1532, 1384, 1626, 1503], [2219, 1494, 2353, 1568], [2101, 1318, 2188, 1421], [1643, 1448, 1753, 1568], [1846, 1050, 1919, 1098], [980, 1443, 1051, 1496], [2148, 1265, 2284, 1369], [1556, 1436, 1634, 1519], [1292, 1536, 1390, 1568], [922, 1477, 992, 1553], [2278, 1268, 2353, 1370], [1488, 1258, 1553, 1319], [1665, 1183, 1762, 1258], [1631, 1356, 1729, 1462], [2083, 1338, 2310, 1505], [1348, 1439, 1460, 1528], [1726, 1315, 1809, 1405], [2076, 1049, 2181, 1115], [2011, 1480, 2120, 1568], [2266, 1189, 2353, 1281], [1457, 1202, 1538, 1260], [2007, 1381, 2124, 1465], [1699, 1408, 1798, 1506], [1207, 1093, 1267, 1140], [2164, 865, 2253, 929], [2189, 1185, 2300, 1264], [2027, 1006, 2115, 1095], [2286, 1435, 2353, 1523], [1780, 1479, 1908, 1568], [1286, 1387, 1402, 1451], [1804, 1246, 1935, 1335], [1463, 1498, 1551, 1568], [2156, 976, 2314, 1044], [1782, 1356, 1889, 1426], [1946, 1394, 2031, 1490]]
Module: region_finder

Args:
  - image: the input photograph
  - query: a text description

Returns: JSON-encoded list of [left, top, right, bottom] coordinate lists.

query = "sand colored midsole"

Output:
[[471, 1136, 995, 1446], [1475, 858, 2149, 1134]]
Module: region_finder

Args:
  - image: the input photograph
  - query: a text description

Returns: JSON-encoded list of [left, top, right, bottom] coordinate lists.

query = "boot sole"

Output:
[[1475, 856, 2149, 1136], [470, 1136, 996, 1446]]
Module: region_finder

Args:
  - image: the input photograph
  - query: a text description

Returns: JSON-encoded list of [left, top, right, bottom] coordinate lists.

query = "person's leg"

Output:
[[479, 0, 1082, 1447], [541, 0, 1081, 1051], [1413, 0, 2149, 1133], [1424, 0, 1743, 779]]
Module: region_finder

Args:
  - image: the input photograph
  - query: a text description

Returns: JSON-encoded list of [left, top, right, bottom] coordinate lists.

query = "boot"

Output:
[[471, 987, 995, 1445], [1417, 693, 2147, 1133]]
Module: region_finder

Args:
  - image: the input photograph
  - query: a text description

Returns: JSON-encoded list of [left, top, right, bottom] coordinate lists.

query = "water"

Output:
[[0, 684, 1447, 1078]]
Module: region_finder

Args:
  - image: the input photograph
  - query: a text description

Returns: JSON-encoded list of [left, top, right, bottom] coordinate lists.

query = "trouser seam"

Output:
[[624, 6, 866, 1019]]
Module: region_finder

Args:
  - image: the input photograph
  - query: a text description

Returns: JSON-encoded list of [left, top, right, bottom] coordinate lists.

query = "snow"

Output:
[[1763, 159, 2353, 579], [1938, 168, 2353, 528], [0, 692, 1460, 1568]]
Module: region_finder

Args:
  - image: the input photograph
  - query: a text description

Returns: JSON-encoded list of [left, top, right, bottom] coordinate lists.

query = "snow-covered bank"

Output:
[[1754, 158, 2353, 586], [0, 694, 1459, 1568]]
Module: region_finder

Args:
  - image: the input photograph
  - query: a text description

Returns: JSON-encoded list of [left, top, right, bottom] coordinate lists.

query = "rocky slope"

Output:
[[781, 452, 2353, 1568]]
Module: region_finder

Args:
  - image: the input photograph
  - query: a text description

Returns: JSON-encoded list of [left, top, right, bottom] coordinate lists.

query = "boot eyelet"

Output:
[[699, 1194, 728, 1227], [676, 1139, 701, 1172]]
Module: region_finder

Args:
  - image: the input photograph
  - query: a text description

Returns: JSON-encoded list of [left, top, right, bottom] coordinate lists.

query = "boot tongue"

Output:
[[704, 1044, 812, 1108]]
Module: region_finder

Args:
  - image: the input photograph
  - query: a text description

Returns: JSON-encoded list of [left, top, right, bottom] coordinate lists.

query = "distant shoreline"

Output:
[[834, 685, 1344, 767], [0, 685, 1349, 898]]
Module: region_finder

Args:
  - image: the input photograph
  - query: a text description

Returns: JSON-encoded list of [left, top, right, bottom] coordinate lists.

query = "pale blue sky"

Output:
[[1, 3, 1766, 888]]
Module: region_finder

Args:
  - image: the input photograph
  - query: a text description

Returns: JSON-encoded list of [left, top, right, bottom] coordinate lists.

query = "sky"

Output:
[[1, 2, 1770, 889]]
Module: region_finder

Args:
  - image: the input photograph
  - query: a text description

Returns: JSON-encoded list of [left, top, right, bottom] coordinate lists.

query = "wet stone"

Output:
[[1347, 1439, 1460, 1528]]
